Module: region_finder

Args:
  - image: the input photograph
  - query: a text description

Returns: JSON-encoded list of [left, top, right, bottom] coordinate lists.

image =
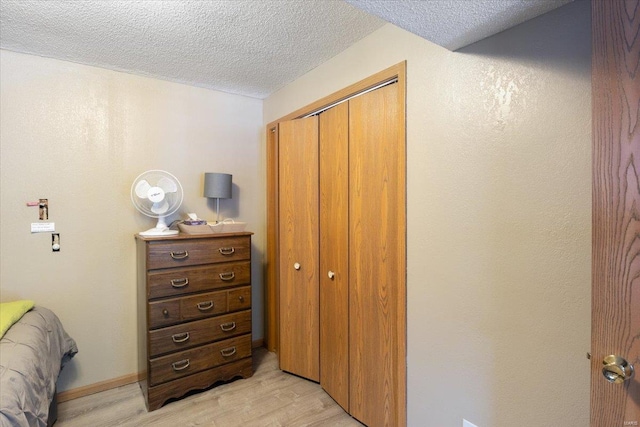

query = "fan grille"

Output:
[[131, 170, 183, 218]]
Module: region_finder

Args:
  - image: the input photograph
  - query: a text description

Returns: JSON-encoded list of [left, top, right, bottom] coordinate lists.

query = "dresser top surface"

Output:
[[135, 231, 253, 242]]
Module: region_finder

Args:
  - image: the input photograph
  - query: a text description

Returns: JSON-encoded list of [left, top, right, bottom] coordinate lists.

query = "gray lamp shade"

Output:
[[204, 173, 232, 199]]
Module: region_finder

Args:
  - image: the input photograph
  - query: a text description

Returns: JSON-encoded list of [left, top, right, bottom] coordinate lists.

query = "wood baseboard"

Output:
[[57, 340, 266, 402], [57, 372, 143, 403]]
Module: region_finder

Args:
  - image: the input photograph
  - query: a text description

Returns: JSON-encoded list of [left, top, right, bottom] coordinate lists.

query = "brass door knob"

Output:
[[602, 355, 635, 384]]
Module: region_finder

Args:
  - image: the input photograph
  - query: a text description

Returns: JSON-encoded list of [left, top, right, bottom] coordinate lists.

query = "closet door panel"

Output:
[[278, 117, 320, 382], [319, 102, 350, 411], [348, 83, 405, 427]]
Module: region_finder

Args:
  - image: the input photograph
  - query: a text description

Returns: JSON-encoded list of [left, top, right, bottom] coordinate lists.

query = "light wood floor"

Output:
[[56, 348, 363, 427]]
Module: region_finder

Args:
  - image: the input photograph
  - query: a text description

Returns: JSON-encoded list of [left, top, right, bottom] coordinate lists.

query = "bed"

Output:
[[0, 305, 78, 427]]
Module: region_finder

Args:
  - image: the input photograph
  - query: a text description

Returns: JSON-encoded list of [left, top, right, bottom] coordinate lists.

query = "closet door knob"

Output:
[[327, 271, 335, 279], [294, 262, 301, 270]]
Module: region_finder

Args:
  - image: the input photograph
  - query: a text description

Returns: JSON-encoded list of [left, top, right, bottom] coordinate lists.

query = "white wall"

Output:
[[0, 50, 264, 392], [264, 2, 591, 426]]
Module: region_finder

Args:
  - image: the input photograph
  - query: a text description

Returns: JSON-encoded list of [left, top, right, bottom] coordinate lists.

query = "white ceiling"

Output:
[[0, 0, 571, 99], [344, 0, 573, 51]]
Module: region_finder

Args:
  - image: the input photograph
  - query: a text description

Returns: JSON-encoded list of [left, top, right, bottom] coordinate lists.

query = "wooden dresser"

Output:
[[135, 232, 253, 411]]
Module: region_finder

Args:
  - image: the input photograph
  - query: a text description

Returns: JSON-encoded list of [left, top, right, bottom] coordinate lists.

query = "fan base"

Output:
[[139, 228, 179, 237]]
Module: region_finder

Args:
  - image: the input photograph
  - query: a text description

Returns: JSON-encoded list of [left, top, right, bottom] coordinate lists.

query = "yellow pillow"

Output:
[[0, 300, 35, 338]]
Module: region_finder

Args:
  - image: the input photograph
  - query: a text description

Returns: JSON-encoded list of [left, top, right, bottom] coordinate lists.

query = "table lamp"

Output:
[[204, 172, 232, 223]]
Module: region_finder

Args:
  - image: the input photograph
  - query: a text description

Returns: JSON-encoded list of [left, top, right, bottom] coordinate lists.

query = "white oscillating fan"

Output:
[[131, 170, 184, 236]]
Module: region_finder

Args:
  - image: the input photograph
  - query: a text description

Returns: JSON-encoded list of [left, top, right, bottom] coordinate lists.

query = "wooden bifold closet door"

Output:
[[278, 115, 320, 382], [348, 82, 405, 427], [319, 102, 350, 411], [277, 69, 406, 427]]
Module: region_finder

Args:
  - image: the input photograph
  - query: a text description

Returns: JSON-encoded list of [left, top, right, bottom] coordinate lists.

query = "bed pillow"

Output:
[[0, 300, 35, 338]]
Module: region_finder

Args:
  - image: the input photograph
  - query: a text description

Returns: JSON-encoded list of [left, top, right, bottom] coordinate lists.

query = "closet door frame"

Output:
[[265, 61, 407, 425]]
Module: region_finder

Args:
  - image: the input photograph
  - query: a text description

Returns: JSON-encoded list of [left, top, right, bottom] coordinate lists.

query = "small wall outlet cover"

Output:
[[463, 420, 479, 427]]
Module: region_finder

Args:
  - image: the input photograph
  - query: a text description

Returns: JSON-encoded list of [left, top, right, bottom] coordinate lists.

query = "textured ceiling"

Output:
[[0, 0, 384, 98], [345, 0, 573, 51], [0, 0, 572, 99]]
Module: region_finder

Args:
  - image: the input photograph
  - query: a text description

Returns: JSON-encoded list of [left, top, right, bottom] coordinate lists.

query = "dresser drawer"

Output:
[[149, 290, 228, 329], [146, 236, 251, 270], [148, 334, 251, 386], [147, 261, 250, 299], [227, 286, 251, 312], [149, 310, 251, 357]]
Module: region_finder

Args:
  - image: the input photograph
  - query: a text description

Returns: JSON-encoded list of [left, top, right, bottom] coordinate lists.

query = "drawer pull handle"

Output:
[[219, 247, 235, 255], [219, 272, 235, 281], [162, 309, 169, 316], [171, 359, 190, 371], [220, 347, 237, 357], [171, 332, 190, 343], [238, 295, 244, 302], [170, 278, 189, 288], [220, 322, 236, 332], [170, 251, 189, 260], [197, 301, 214, 311]]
